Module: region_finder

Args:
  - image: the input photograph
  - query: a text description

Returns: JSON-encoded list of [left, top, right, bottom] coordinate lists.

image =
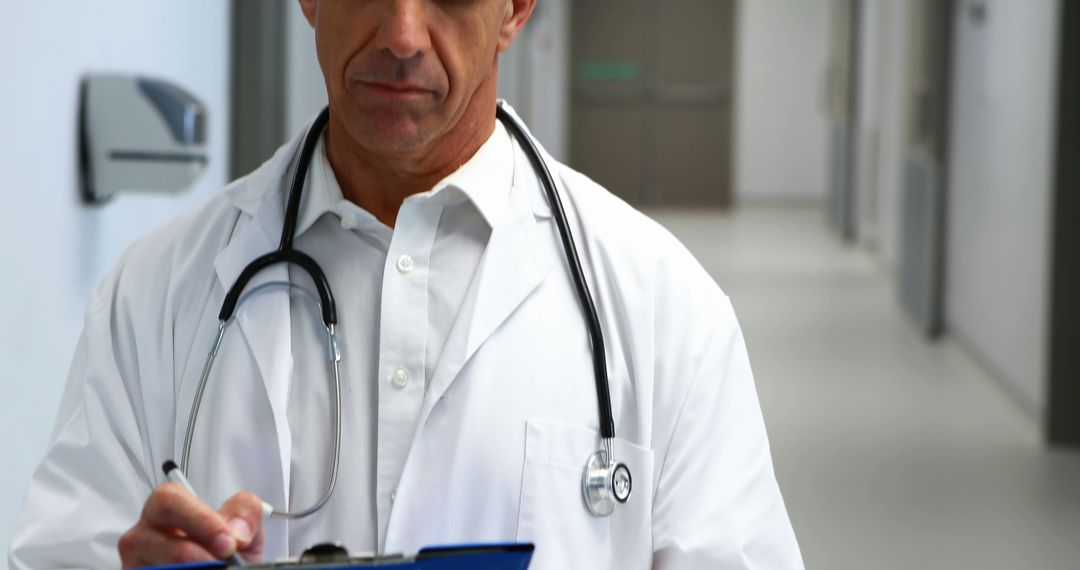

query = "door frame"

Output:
[[826, 0, 862, 241], [229, 0, 287, 181], [1047, 0, 1080, 447]]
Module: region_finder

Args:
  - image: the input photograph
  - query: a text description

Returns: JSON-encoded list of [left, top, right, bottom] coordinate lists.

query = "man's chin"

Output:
[[350, 117, 433, 155]]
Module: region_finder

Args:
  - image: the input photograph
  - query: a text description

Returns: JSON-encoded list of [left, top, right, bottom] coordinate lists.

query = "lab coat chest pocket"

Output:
[[517, 420, 654, 570]]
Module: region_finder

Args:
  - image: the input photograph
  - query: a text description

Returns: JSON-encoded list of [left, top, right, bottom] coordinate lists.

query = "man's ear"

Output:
[[497, 0, 537, 53], [298, 0, 317, 28]]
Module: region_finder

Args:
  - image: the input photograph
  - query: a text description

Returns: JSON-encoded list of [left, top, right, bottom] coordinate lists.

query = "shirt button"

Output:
[[390, 491, 397, 505], [340, 212, 358, 230], [396, 254, 414, 274], [391, 368, 410, 389]]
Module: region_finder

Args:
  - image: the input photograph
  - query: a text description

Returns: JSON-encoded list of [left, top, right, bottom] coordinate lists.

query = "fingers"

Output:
[[119, 484, 268, 568], [119, 525, 216, 570], [139, 482, 239, 559], [218, 492, 266, 561]]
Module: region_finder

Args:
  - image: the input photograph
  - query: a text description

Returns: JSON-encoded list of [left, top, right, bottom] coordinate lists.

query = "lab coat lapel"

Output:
[[464, 213, 557, 361], [457, 117, 559, 371], [212, 166, 297, 514], [416, 164, 557, 434]]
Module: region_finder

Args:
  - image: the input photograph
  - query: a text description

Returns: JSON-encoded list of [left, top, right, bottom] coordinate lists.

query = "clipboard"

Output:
[[142, 543, 534, 570]]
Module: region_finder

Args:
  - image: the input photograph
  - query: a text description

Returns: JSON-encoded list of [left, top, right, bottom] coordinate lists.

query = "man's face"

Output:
[[301, 0, 519, 155]]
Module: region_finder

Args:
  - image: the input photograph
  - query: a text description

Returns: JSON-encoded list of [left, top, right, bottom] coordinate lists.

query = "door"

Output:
[[569, 0, 736, 207], [825, 0, 859, 240], [898, 0, 953, 336]]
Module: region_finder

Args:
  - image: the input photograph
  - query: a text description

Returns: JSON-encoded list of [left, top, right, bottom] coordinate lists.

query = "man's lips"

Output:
[[357, 80, 434, 98]]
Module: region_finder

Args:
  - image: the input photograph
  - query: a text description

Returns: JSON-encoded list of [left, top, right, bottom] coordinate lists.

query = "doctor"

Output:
[[10, 0, 802, 568]]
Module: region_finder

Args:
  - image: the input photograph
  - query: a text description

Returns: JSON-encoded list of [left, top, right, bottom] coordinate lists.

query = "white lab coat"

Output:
[[9, 106, 803, 569]]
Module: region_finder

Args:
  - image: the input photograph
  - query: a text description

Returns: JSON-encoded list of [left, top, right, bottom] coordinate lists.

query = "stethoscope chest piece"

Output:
[[582, 442, 632, 517]]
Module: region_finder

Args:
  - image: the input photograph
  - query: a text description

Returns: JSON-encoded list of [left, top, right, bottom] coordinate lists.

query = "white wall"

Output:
[[285, 5, 328, 139], [734, 0, 831, 203], [0, 3, 231, 565], [497, 0, 571, 161], [945, 0, 1060, 414]]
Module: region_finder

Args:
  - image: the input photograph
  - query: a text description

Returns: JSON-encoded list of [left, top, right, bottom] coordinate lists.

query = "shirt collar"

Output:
[[293, 121, 516, 237]]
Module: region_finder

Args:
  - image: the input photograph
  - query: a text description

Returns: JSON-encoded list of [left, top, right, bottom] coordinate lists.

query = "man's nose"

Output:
[[374, 0, 432, 61]]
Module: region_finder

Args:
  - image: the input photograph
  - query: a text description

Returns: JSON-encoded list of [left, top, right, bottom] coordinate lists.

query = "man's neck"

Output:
[[324, 88, 498, 228]]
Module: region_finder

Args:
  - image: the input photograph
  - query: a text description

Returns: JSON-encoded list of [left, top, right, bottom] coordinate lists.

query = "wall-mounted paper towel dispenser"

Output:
[[79, 74, 208, 204]]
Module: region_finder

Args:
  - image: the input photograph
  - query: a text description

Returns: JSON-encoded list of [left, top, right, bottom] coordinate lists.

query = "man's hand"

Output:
[[118, 483, 265, 569]]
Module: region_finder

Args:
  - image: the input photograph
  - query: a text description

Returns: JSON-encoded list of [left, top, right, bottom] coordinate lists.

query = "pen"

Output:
[[161, 461, 247, 567]]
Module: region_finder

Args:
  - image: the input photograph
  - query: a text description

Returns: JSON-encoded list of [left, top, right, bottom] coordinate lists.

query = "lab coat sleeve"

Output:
[[651, 295, 804, 569], [9, 269, 158, 570]]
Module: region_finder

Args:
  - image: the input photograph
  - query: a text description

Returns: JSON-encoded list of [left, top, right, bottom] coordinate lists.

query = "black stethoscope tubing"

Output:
[[495, 106, 615, 441], [221, 105, 614, 440]]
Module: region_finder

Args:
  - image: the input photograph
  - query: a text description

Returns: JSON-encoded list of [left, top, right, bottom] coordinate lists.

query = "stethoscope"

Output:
[[181, 104, 632, 520]]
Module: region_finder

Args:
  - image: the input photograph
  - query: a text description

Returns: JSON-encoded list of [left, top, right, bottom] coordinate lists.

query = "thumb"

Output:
[[219, 492, 266, 561]]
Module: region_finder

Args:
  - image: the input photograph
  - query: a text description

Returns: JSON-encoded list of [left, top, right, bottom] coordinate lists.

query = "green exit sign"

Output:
[[576, 61, 640, 82]]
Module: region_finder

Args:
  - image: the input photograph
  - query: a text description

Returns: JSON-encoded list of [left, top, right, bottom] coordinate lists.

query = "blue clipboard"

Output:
[[142, 543, 533, 570]]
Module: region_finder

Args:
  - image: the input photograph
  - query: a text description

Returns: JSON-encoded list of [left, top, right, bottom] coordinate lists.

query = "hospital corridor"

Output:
[[653, 207, 1080, 568], [3, 0, 1080, 569]]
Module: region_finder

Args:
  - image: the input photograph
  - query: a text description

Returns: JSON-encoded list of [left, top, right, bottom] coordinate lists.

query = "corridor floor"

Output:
[[648, 207, 1080, 569]]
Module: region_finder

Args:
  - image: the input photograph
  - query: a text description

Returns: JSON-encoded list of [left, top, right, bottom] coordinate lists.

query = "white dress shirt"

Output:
[[280, 122, 514, 553]]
